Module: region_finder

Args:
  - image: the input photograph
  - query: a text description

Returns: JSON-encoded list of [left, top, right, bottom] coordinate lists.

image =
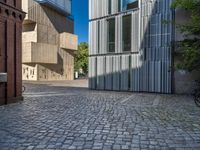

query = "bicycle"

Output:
[[193, 81, 200, 107]]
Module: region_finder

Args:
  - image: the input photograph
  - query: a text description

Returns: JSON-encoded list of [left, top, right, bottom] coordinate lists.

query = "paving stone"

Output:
[[68, 146, 76, 149], [113, 144, 121, 149], [27, 146, 34, 150], [0, 82, 199, 150], [121, 145, 130, 149]]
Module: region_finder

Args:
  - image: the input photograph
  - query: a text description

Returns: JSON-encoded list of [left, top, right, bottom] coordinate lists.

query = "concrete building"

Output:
[[89, 0, 199, 94], [22, 0, 77, 81], [0, 0, 25, 105]]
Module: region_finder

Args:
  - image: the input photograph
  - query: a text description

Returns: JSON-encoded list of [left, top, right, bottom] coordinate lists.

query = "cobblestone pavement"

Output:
[[0, 80, 200, 150]]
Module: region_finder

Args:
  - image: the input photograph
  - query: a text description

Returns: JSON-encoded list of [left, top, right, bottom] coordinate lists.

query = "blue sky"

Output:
[[72, 0, 89, 44]]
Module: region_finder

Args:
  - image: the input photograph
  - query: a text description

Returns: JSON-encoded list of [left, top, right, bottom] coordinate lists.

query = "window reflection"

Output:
[[107, 18, 115, 53], [122, 15, 132, 52], [121, 0, 138, 11]]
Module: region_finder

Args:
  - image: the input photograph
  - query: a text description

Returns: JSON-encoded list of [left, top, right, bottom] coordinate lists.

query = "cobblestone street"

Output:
[[0, 80, 200, 150]]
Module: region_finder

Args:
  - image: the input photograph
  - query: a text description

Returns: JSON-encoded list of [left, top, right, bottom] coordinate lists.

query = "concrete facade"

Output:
[[0, 0, 25, 105], [89, 0, 200, 94], [22, 0, 77, 81]]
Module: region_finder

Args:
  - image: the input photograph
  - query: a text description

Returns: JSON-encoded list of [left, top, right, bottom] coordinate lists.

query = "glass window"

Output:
[[120, 0, 138, 11], [108, 0, 112, 14], [107, 18, 115, 53], [122, 15, 132, 52], [118, 0, 121, 12], [98, 21, 100, 54]]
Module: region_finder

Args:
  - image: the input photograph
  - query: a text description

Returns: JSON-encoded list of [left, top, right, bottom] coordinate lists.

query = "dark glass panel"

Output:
[[122, 15, 131, 52], [107, 18, 115, 53]]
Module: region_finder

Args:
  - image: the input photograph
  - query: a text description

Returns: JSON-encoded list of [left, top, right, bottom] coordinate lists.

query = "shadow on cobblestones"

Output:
[[0, 81, 200, 150]]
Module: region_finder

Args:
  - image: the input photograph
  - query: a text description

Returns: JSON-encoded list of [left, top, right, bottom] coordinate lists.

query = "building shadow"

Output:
[[42, 5, 74, 34]]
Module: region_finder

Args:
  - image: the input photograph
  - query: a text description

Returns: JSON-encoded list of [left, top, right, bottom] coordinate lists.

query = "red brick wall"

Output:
[[0, 1, 25, 105], [0, 0, 21, 9], [0, 15, 6, 105]]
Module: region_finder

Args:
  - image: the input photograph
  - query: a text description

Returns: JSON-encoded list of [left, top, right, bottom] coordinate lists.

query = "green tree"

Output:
[[74, 42, 89, 75], [172, 0, 200, 71]]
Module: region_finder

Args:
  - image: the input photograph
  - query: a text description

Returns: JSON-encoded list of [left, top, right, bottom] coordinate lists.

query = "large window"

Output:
[[120, 0, 138, 11], [122, 15, 132, 52], [108, 0, 112, 14], [118, 0, 121, 12], [97, 21, 100, 54], [107, 18, 115, 53]]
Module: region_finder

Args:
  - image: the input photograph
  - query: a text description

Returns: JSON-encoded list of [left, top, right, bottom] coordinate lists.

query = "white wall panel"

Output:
[[99, 19, 107, 54], [121, 55, 130, 91], [116, 15, 122, 53], [130, 54, 141, 91], [105, 56, 113, 90], [112, 56, 121, 90], [96, 56, 105, 90], [131, 11, 139, 52], [89, 0, 174, 93], [89, 57, 97, 89]]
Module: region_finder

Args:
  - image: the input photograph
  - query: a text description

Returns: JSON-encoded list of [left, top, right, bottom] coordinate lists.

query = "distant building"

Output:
[[22, 0, 77, 81], [89, 0, 199, 94], [0, 0, 25, 105]]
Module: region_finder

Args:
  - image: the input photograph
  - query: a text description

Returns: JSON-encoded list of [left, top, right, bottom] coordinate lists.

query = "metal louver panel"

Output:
[[89, 57, 97, 89], [131, 11, 139, 52], [130, 54, 141, 91], [89, 0, 174, 94], [112, 56, 121, 91], [99, 19, 108, 54], [116, 15, 122, 53], [105, 56, 113, 90], [121, 55, 130, 91], [96, 56, 105, 90]]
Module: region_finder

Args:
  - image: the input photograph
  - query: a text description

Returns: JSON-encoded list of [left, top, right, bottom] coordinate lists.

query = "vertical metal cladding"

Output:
[[96, 56, 106, 90], [89, 57, 97, 89], [121, 55, 130, 91], [112, 55, 121, 90], [105, 56, 113, 90], [132, 11, 139, 52], [89, 0, 174, 93]]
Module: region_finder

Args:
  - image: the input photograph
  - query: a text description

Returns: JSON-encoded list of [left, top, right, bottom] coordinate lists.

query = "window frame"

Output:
[[122, 14, 132, 52], [107, 17, 116, 53]]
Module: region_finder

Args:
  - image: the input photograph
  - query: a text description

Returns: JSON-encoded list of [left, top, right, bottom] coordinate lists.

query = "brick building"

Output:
[[0, 0, 25, 105]]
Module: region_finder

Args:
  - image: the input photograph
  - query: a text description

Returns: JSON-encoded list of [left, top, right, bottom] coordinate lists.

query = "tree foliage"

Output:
[[172, 0, 200, 71], [74, 42, 89, 75]]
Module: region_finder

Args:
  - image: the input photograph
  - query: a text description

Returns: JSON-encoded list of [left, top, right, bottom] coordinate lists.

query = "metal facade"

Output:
[[89, 0, 174, 93], [34, 0, 71, 16]]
